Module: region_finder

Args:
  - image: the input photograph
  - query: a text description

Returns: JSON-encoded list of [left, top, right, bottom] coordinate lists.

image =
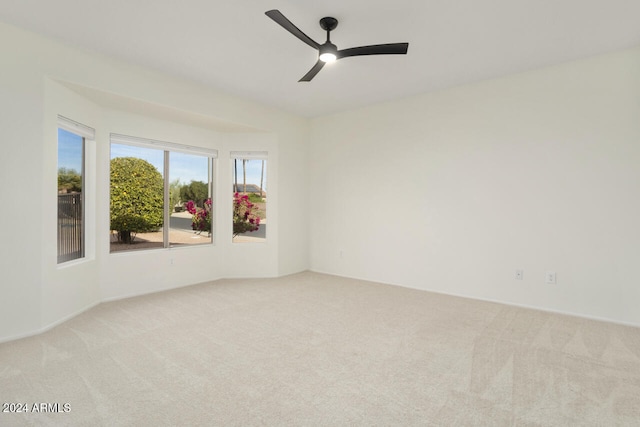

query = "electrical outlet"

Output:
[[545, 271, 556, 284], [515, 269, 524, 280]]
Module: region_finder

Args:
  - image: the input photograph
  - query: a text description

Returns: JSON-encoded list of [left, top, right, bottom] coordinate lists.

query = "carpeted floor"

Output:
[[1, 271, 639, 426]]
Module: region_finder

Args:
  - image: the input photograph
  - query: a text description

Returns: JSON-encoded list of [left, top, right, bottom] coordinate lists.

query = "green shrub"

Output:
[[110, 157, 164, 243], [58, 167, 82, 192], [180, 180, 209, 208]]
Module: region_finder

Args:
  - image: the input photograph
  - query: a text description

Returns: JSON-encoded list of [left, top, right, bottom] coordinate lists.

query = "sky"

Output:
[[109, 144, 267, 190], [231, 159, 267, 191], [58, 129, 267, 190], [58, 128, 82, 172]]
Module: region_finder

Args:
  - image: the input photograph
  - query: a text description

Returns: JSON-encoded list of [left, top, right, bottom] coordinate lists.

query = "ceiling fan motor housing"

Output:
[[319, 17, 338, 32], [319, 42, 338, 62]]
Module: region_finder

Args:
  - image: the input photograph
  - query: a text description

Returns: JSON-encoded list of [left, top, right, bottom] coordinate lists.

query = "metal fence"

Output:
[[58, 193, 83, 263]]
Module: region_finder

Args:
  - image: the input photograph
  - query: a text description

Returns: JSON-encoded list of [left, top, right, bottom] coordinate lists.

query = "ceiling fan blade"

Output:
[[337, 43, 409, 59], [265, 10, 320, 50], [299, 60, 326, 82]]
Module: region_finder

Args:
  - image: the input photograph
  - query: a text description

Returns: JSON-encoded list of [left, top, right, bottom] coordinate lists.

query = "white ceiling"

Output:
[[2, 0, 640, 118]]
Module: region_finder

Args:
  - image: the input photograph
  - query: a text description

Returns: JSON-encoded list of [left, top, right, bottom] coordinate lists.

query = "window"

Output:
[[110, 134, 216, 252], [232, 152, 267, 243], [169, 152, 212, 247], [57, 116, 94, 264]]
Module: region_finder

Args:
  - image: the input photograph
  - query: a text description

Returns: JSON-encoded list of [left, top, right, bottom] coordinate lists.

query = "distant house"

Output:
[[233, 183, 264, 195]]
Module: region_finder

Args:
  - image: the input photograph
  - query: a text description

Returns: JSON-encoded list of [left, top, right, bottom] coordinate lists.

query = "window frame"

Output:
[[231, 151, 268, 243], [57, 116, 95, 264], [109, 133, 217, 253]]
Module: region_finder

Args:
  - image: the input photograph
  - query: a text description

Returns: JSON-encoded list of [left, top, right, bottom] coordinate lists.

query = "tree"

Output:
[[110, 157, 164, 244], [58, 167, 82, 193], [242, 159, 247, 193], [259, 160, 265, 197], [233, 159, 238, 193], [180, 180, 208, 208]]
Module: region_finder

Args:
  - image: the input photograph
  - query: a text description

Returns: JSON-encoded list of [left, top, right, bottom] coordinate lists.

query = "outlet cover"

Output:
[[545, 271, 556, 284], [515, 269, 524, 280]]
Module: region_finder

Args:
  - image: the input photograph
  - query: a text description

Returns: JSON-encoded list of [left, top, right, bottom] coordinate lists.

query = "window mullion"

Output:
[[163, 150, 170, 248], [80, 137, 86, 258]]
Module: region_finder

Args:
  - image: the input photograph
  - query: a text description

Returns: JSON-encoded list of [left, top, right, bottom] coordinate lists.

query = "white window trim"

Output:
[[230, 152, 268, 243], [230, 151, 268, 160], [57, 116, 96, 265], [111, 133, 218, 158], [109, 133, 216, 252], [58, 115, 95, 140]]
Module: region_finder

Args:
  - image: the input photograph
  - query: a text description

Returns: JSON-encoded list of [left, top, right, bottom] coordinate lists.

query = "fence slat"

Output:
[[58, 193, 83, 263]]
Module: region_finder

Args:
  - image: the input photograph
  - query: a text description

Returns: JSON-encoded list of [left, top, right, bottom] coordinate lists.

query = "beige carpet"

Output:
[[1, 272, 639, 426]]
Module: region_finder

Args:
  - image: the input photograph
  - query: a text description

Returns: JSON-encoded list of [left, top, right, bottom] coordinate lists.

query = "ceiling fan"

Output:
[[265, 9, 409, 82]]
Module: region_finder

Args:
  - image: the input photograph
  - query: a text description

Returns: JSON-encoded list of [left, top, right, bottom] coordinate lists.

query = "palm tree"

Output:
[[233, 159, 238, 193], [259, 160, 265, 197], [242, 159, 247, 193]]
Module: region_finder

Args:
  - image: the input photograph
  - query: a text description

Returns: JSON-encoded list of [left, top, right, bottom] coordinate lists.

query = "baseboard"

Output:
[[0, 300, 100, 344], [100, 276, 225, 303], [308, 268, 640, 329], [4, 269, 636, 344]]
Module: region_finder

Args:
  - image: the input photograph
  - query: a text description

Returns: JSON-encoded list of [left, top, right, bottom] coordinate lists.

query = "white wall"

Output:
[[0, 22, 309, 342], [41, 79, 102, 328], [0, 26, 45, 339], [3, 18, 638, 342], [310, 47, 640, 326]]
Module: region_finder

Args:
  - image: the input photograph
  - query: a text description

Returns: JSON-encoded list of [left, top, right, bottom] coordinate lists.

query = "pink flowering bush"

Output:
[[233, 192, 260, 236], [185, 198, 212, 235]]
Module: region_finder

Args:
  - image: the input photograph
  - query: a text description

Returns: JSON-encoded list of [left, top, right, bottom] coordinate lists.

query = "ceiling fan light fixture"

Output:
[[319, 52, 337, 63], [319, 43, 337, 63]]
